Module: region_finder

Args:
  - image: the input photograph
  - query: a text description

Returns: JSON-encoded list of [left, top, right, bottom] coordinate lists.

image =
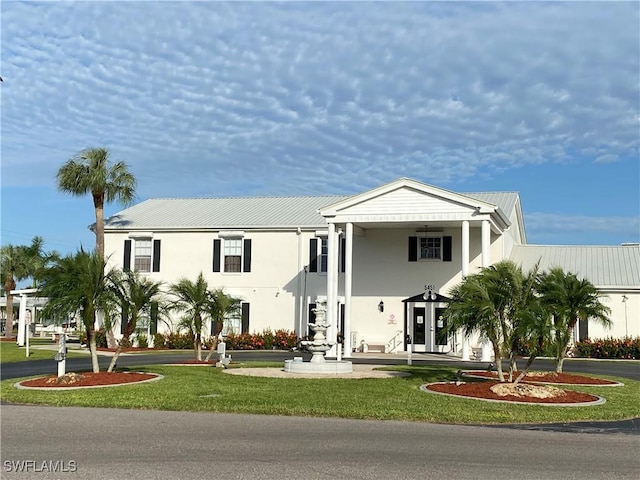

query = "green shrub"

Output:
[[153, 333, 165, 349], [573, 337, 640, 359], [163, 331, 194, 349], [136, 333, 149, 348], [119, 337, 132, 348]]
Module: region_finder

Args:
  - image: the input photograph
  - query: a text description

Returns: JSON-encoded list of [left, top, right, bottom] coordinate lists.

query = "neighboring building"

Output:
[[103, 178, 640, 356]]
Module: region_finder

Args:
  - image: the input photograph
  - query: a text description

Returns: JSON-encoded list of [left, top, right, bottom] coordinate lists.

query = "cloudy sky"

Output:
[[1, 1, 638, 255]]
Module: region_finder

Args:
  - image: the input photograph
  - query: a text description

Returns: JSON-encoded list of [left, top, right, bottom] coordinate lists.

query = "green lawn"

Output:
[[0, 340, 85, 363], [2, 363, 638, 424]]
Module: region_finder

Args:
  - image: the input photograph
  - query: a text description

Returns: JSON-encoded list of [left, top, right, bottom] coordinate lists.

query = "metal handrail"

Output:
[[386, 330, 404, 353]]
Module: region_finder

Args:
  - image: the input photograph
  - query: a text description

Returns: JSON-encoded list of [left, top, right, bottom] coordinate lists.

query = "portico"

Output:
[[318, 178, 511, 356]]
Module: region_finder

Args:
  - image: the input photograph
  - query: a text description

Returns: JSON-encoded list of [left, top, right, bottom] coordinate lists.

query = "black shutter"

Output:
[[340, 238, 346, 273], [213, 239, 221, 272], [443, 236, 452, 262], [123, 240, 132, 271], [150, 302, 158, 336], [243, 239, 252, 272], [152, 239, 161, 272], [309, 238, 318, 272], [241, 303, 250, 334], [408, 236, 418, 262]]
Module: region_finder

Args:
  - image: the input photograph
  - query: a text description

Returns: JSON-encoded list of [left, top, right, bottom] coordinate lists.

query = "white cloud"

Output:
[[0, 1, 638, 200]]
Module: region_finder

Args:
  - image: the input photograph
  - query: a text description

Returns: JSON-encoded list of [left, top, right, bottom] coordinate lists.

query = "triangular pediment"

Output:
[[319, 178, 499, 219]]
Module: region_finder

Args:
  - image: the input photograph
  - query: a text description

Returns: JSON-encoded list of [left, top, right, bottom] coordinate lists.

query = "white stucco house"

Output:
[[103, 178, 639, 356]]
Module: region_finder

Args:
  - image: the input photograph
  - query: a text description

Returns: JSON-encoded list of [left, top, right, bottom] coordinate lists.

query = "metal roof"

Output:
[[104, 188, 521, 232], [463, 192, 519, 218], [510, 244, 640, 288], [104, 195, 351, 230]]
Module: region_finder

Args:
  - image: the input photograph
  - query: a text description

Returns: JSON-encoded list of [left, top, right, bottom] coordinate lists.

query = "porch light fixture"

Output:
[[378, 300, 384, 313]]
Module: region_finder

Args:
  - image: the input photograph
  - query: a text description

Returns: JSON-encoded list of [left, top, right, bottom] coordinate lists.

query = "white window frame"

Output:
[[223, 238, 243, 273], [419, 236, 442, 261], [134, 238, 153, 272]]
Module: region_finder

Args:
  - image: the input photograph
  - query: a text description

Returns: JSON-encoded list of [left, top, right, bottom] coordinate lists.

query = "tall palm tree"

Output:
[[443, 260, 540, 382], [56, 147, 136, 259], [1, 237, 47, 337], [169, 272, 212, 361], [204, 288, 241, 362], [107, 270, 164, 372], [538, 267, 611, 373], [39, 249, 119, 372]]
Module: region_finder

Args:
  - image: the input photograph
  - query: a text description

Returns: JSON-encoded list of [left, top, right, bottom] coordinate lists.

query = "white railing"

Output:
[[386, 330, 404, 353]]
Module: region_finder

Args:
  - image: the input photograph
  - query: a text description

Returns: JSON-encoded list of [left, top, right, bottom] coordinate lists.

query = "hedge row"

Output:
[[153, 329, 299, 350], [572, 337, 640, 360]]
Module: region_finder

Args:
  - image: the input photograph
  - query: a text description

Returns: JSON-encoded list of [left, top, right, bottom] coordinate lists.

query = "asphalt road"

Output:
[[2, 405, 639, 480]]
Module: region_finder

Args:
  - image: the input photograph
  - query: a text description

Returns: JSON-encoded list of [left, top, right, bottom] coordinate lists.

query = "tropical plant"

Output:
[[39, 249, 119, 372], [204, 288, 241, 361], [56, 147, 136, 259], [169, 272, 212, 361], [0, 237, 52, 337], [106, 270, 164, 372], [538, 267, 612, 372], [442, 260, 542, 382]]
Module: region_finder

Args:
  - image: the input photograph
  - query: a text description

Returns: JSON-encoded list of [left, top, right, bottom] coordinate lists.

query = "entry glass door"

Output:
[[413, 307, 426, 346]]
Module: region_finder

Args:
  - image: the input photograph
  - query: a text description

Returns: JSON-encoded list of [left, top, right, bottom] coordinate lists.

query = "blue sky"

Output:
[[1, 1, 639, 256]]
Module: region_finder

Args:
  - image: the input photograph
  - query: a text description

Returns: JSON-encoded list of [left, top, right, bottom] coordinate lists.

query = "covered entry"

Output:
[[402, 292, 450, 353]]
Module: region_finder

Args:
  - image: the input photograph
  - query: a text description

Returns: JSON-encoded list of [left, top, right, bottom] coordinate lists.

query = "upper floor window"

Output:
[[419, 237, 441, 260], [408, 235, 452, 262], [213, 237, 252, 273], [134, 239, 153, 272], [224, 238, 242, 273], [124, 238, 161, 272]]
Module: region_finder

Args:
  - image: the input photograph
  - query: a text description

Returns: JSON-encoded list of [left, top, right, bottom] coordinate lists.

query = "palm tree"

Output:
[[56, 147, 136, 259], [107, 270, 164, 372], [538, 267, 611, 373], [204, 288, 241, 362], [39, 249, 119, 372], [169, 272, 212, 361], [443, 260, 541, 382], [1, 237, 48, 337]]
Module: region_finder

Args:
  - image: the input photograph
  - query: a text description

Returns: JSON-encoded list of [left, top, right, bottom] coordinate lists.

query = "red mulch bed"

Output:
[[463, 371, 618, 385], [19, 372, 157, 388], [426, 381, 600, 404]]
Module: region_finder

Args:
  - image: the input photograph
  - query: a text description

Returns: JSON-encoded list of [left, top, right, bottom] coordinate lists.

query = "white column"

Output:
[[461, 220, 469, 277], [343, 223, 353, 358], [460, 220, 470, 360], [326, 223, 337, 357], [17, 294, 28, 347], [481, 219, 490, 268], [481, 338, 493, 362], [479, 219, 494, 361]]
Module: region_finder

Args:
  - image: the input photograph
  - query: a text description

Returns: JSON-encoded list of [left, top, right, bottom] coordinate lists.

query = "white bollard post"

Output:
[[57, 334, 67, 378]]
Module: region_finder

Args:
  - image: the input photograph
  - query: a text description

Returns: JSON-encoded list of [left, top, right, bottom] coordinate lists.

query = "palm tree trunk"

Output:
[[4, 278, 16, 337], [514, 355, 536, 385], [556, 353, 566, 373], [93, 197, 105, 259], [204, 337, 220, 362], [89, 330, 100, 373], [491, 339, 505, 382], [195, 333, 202, 361], [107, 344, 123, 372]]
